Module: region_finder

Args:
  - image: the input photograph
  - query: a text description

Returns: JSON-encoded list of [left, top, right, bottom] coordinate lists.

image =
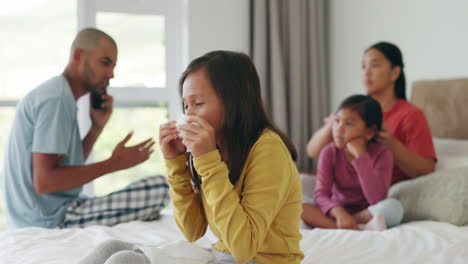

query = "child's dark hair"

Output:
[[179, 50, 297, 189], [366, 42, 406, 100], [337, 95, 383, 139]]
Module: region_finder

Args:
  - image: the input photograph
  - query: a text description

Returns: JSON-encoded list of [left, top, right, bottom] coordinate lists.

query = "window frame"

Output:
[[76, 0, 187, 194], [78, 0, 185, 122], [0, 0, 186, 117]]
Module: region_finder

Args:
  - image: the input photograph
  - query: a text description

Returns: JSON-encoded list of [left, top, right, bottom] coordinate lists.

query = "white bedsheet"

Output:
[[1, 212, 467, 264], [301, 221, 468, 263]]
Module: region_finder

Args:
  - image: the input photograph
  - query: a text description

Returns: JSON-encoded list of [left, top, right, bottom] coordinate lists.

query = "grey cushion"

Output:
[[389, 166, 468, 226]]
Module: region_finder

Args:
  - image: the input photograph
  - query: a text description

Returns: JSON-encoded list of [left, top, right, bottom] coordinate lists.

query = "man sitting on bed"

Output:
[[3, 28, 170, 229]]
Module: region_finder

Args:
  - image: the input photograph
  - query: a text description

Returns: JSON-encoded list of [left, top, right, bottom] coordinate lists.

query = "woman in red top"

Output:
[[306, 42, 436, 184]]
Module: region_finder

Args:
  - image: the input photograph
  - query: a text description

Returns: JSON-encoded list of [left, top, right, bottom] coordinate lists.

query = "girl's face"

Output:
[[361, 48, 400, 96], [182, 68, 224, 140], [332, 108, 376, 149]]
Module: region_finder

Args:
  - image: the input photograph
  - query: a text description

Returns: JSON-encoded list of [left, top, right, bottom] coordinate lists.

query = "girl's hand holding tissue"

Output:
[[175, 115, 217, 157], [159, 120, 187, 159]]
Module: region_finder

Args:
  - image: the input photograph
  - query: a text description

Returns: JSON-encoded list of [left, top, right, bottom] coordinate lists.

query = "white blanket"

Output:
[[1, 213, 467, 264]]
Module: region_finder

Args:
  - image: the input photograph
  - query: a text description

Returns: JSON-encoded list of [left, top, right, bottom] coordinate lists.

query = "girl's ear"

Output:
[[365, 125, 377, 141]]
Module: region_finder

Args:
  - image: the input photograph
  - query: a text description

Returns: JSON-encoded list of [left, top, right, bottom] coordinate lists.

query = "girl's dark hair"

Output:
[[179, 50, 297, 188], [337, 94, 383, 140], [367, 42, 406, 100]]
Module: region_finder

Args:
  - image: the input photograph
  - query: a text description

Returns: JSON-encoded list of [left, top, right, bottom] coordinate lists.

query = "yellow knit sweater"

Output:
[[165, 129, 304, 264]]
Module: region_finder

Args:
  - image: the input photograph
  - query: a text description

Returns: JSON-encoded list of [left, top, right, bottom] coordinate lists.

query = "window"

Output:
[[79, 0, 185, 195], [91, 107, 168, 196], [96, 13, 166, 88], [0, 0, 77, 100], [0, 0, 77, 230], [0, 108, 17, 229], [0, 0, 185, 229], [91, 11, 169, 195]]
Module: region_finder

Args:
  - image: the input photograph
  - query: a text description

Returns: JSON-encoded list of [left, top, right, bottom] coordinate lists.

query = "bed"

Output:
[[1, 78, 468, 264], [1, 209, 467, 264]]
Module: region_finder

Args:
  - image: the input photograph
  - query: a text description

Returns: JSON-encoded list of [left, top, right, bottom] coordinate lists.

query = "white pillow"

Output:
[[433, 137, 468, 170], [389, 166, 468, 226]]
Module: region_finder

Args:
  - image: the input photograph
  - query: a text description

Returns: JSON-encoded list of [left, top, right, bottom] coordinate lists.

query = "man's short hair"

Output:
[[70, 28, 117, 56]]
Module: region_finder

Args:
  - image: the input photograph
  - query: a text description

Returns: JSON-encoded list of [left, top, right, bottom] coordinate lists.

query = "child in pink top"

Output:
[[303, 95, 403, 230]]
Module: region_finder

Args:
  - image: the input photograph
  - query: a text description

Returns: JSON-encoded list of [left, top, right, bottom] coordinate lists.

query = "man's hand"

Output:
[[109, 131, 155, 171], [90, 94, 113, 129]]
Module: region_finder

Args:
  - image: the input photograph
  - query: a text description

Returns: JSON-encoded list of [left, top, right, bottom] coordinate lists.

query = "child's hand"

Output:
[[330, 207, 359, 230], [159, 121, 187, 159], [176, 115, 217, 157], [336, 213, 359, 230], [346, 136, 367, 160], [324, 113, 336, 126]]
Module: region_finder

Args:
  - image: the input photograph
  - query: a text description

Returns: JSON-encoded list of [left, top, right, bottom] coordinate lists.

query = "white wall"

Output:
[[186, 0, 249, 61], [329, 0, 468, 110]]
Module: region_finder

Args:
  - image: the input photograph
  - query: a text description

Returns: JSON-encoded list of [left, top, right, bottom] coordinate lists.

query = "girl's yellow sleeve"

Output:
[[165, 154, 207, 242]]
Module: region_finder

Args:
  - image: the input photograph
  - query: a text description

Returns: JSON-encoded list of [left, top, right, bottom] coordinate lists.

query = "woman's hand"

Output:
[[376, 126, 396, 148], [331, 207, 359, 230], [159, 121, 186, 159], [346, 136, 367, 160], [177, 115, 217, 157]]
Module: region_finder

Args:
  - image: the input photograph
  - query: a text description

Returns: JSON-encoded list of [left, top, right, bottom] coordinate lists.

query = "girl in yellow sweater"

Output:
[[159, 51, 304, 264]]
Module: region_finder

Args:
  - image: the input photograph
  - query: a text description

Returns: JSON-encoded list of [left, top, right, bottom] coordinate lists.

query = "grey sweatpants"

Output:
[[77, 240, 256, 264]]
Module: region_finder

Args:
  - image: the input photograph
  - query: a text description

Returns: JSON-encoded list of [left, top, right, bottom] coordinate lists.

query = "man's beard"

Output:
[[83, 60, 108, 94]]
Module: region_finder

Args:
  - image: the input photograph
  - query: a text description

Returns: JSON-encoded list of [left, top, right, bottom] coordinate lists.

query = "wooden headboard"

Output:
[[411, 78, 468, 139]]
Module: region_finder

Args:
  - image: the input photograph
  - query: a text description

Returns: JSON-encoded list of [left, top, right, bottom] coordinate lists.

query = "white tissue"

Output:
[[175, 115, 201, 152]]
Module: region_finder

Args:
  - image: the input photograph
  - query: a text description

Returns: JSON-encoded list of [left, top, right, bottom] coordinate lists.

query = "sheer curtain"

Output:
[[250, 0, 329, 171]]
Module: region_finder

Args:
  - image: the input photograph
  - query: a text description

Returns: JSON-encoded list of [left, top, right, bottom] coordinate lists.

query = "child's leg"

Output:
[[355, 207, 386, 231], [358, 214, 386, 231], [302, 203, 337, 229], [353, 208, 373, 224], [367, 198, 404, 227]]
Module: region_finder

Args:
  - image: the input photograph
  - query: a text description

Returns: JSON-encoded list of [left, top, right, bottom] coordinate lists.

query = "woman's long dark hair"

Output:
[[367, 42, 406, 100], [179, 51, 297, 189]]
